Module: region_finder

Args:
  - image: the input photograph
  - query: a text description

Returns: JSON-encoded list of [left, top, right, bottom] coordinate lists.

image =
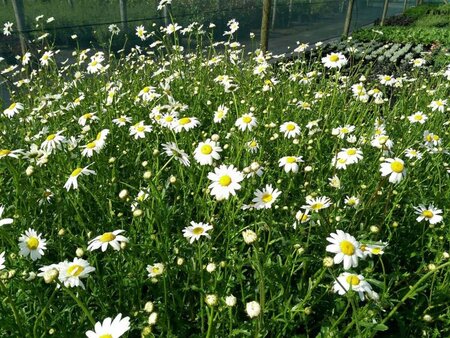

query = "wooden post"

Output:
[[271, 0, 277, 29], [260, 0, 272, 52], [403, 0, 408, 13], [119, 0, 128, 33], [11, 0, 26, 55], [342, 0, 355, 37], [380, 0, 389, 26]]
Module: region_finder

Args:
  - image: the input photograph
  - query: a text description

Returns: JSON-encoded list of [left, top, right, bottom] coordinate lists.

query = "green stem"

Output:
[[0, 280, 25, 336], [197, 243, 205, 334], [205, 307, 214, 338], [33, 287, 58, 338], [61, 283, 96, 326], [381, 261, 450, 325]]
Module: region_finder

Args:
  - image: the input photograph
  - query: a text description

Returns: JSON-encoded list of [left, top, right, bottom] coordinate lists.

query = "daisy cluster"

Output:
[[0, 11, 449, 337]]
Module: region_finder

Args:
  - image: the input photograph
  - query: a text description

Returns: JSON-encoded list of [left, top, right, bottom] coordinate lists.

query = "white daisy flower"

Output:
[[302, 196, 332, 212], [129, 121, 152, 139], [333, 272, 378, 301], [64, 164, 96, 191], [162, 142, 190, 167], [293, 210, 310, 229], [278, 156, 303, 173], [326, 230, 364, 270], [344, 196, 360, 208], [380, 158, 405, 184], [193, 139, 222, 166], [414, 205, 443, 225], [58, 258, 95, 289], [85, 313, 130, 338], [0, 251, 6, 270], [0, 205, 13, 227], [321, 52, 347, 69], [78, 113, 99, 126], [3, 102, 23, 118], [207, 164, 244, 200], [408, 111, 427, 124], [214, 105, 229, 123], [279, 121, 301, 139], [182, 221, 213, 244], [337, 148, 363, 164], [235, 113, 257, 131], [18, 228, 47, 261], [251, 184, 282, 209], [428, 99, 446, 113], [113, 116, 132, 127], [331, 125, 355, 139], [87, 230, 129, 252], [174, 117, 200, 133], [146, 263, 165, 278], [41, 132, 65, 153]]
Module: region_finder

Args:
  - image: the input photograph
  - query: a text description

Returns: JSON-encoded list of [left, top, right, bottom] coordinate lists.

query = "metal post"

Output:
[[119, 0, 128, 33], [260, 0, 272, 53], [11, 0, 26, 55], [342, 0, 355, 37], [380, 0, 389, 26]]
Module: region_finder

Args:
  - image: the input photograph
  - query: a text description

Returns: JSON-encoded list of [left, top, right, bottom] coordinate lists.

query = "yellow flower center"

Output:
[[165, 116, 174, 122], [90, 60, 98, 67], [136, 126, 145, 132], [46, 134, 57, 141], [360, 244, 367, 252], [414, 114, 423, 121], [118, 117, 126, 122], [422, 210, 433, 218], [143, 87, 150, 93], [242, 116, 252, 124], [311, 203, 324, 211], [178, 117, 191, 125], [67, 264, 84, 277], [152, 266, 161, 274], [218, 175, 232, 187], [329, 54, 339, 62], [71, 168, 83, 177], [390, 161, 404, 173], [217, 111, 224, 118], [8, 103, 17, 110], [262, 193, 273, 203], [86, 142, 96, 149], [99, 335, 113, 338], [286, 123, 295, 131], [286, 157, 296, 164], [346, 274, 360, 286], [340, 128, 349, 134], [192, 227, 204, 235], [0, 149, 11, 156], [371, 248, 382, 255], [200, 144, 213, 155], [426, 135, 432, 142], [338, 158, 347, 164], [99, 232, 116, 243], [384, 76, 391, 81], [340, 240, 355, 255], [346, 149, 357, 155], [249, 141, 257, 147], [83, 113, 92, 119], [26, 237, 39, 250], [433, 135, 440, 141]]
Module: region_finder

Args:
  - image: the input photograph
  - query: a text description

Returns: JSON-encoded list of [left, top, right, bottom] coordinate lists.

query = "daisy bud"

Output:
[[323, 256, 334, 267], [427, 264, 436, 271], [133, 209, 143, 217], [392, 221, 399, 228], [142, 326, 152, 337], [169, 176, 177, 184], [43, 268, 59, 284], [119, 189, 129, 199], [144, 301, 154, 313], [176, 257, 184, 265], [242, 229, 257, 244], [142, 161, 148, 167], [223, 144, 229, 150], [219, 261, 226, 268], [206, 263, 216, 273], [120, 242, 127, 250], [58, 228, 65, 236], [246, 301, 261, 318], [211, 134, 219, 141], [205, 294, 218, 307], [443, 252, 449, 259], [108, 157, 116, 163], [76, 248, 84, 257], [304, 166, 312, 172], [370, 226, 379, 233], [423, 314, 432, 322], [148, 312, 158, 325], [304, 307, 312, 315], [225, 295, 237, 307], [26, 166, 34, 176], [153, 149, 159, 156], [48, 328, 56, 335], [143, 171, 152, 179]]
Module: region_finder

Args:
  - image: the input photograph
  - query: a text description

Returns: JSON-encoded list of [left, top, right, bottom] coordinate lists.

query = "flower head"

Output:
[[85, 313, 130, 338], [183, 221, 213, 244], [18, 228, 47, 261], [326, 230, 364, 270], [87, 230, 129, 252]]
